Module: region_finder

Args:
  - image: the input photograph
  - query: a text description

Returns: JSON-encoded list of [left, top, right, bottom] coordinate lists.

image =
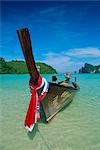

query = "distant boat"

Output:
[[17, 28, 79, 122]]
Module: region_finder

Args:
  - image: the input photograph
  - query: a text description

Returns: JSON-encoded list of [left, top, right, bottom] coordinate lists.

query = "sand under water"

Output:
[[0, 74, 100, 150]]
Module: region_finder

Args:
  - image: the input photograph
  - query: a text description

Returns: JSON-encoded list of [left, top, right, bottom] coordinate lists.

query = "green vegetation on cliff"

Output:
[[0, 57, 57, 74], [79, 63, 100, 73]]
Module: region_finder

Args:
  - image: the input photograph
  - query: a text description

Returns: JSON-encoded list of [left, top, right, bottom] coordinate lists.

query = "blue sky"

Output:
[[1, 1, 100, 72]]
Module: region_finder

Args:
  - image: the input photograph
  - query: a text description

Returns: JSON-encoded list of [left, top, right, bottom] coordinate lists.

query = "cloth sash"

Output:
[[24, 76, 42, 131], [24, 76, 48, 132]]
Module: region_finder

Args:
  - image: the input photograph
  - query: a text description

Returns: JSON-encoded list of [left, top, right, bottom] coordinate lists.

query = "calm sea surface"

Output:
[[0, 74, 100, 150]]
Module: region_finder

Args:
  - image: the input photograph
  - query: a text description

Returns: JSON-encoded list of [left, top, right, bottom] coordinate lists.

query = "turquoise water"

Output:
[[0, 74, 100, 150]]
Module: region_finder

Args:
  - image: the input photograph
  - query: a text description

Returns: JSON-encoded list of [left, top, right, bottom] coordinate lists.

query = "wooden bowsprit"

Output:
[[17, 28, 46, 132], [17, 28, 39, 85]]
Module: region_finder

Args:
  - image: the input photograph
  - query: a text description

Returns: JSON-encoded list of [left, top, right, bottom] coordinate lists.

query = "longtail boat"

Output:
[[17, 28, 79, 125]]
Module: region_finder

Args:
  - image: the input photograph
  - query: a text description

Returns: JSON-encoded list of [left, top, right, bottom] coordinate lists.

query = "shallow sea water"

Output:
[[0, 74, 100, 150]]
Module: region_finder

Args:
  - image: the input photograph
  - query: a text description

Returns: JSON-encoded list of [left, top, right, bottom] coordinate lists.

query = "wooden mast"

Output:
[[17, 28, 39, 85]]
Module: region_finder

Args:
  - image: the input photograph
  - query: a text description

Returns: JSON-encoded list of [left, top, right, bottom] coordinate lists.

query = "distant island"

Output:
[[79, 63, 100, 73], [0, 57, 57, 74]]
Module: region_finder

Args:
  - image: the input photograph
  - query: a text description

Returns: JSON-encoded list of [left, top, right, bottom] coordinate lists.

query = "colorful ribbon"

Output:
[[24, 76, 48, 132]]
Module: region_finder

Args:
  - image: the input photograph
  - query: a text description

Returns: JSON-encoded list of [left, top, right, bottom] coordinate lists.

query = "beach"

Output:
[[0, 74, 100, 150]]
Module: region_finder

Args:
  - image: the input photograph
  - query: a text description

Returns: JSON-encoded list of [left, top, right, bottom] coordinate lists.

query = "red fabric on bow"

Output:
[[24, 76, 42, 131]]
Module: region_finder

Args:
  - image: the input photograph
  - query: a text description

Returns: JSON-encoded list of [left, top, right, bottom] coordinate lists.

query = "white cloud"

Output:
[[41, 52, 74, 72], [40, 6, 65, 15], [40, 47, 100, 73], [65, 47, 100, 57]]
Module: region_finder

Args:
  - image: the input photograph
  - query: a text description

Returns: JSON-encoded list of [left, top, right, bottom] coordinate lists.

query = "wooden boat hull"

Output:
[[40, 82, 77, 122]]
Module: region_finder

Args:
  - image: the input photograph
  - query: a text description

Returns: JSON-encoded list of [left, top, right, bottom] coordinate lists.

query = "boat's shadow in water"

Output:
[[27, 98, 73, 140], [27, 123, 52, 150], [27, 123, 39, 140]]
